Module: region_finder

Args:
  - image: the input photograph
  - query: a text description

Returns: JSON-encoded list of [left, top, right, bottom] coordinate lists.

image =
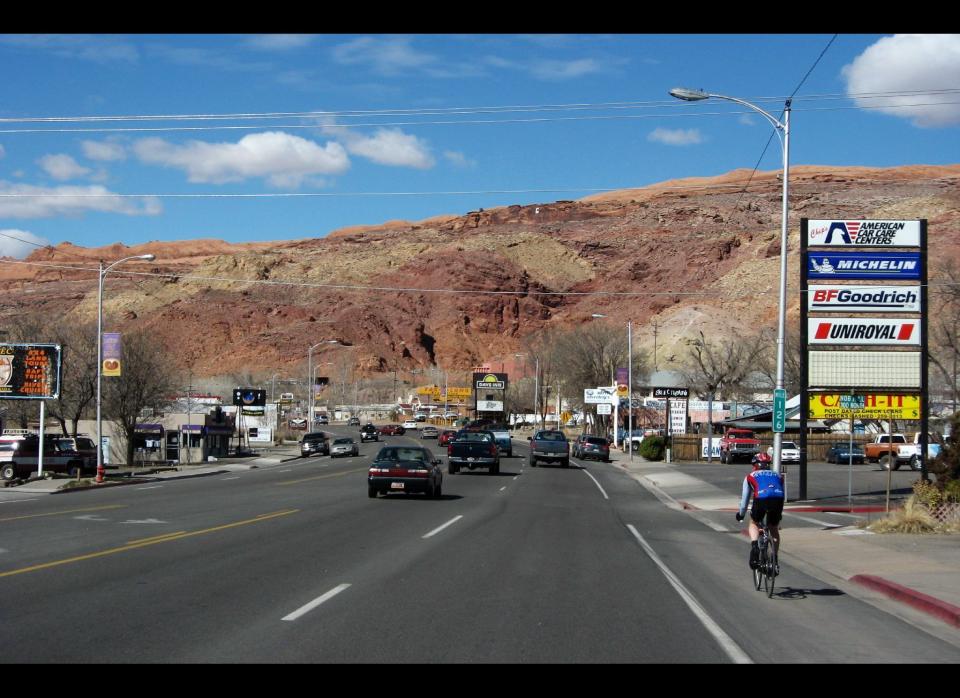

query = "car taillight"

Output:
[[448, 444, 454, 455], [490, 445, 498, 457]]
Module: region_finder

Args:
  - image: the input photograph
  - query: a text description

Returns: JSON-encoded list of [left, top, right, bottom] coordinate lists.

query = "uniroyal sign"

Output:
[[808, 318, 921, 346], [807, 220, 921, 248], [807, 284, 921, 313]]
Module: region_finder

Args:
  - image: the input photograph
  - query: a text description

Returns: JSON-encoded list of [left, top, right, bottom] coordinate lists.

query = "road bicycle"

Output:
[[752, 523, 779, 598]]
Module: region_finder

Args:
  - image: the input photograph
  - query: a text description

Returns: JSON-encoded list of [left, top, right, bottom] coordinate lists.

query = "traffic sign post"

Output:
[[773, 388, 787, 433]]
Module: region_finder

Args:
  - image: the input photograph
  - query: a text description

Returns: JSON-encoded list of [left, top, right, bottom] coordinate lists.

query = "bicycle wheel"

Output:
[[766, 546, 778, 598], [752, 536, 764, 591], [760, 541, 772, 596]]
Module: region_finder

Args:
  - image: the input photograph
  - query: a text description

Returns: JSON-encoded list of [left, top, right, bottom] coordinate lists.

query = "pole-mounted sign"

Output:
[[0, 343, 62, 399]]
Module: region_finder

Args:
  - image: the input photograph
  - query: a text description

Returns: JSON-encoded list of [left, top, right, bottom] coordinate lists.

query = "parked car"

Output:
[[0, 435, 88, 481], [347, 417, 361, 426], [360, 424, 380, 442], [403, 420, 419, 430], [378, 424, 406, 436], [367, 446, 443, 498], [300, 432, 329, 457], [767, 440, 800, 463], [826, 442, 865, 465], [52, 434, 98, 472], [315, 414, 329, 425], [420, 426, 439, 439], [330, 437, 360, 458], [572, 435, 610, 462], [438, 430, 457, 447]]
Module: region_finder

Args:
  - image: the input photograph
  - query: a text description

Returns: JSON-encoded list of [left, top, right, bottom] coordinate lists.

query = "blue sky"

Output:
[[0, 33, 958, 258]]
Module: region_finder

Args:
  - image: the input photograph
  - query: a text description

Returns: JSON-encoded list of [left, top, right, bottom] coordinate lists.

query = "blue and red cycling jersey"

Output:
[[739, 469, 785, 514]]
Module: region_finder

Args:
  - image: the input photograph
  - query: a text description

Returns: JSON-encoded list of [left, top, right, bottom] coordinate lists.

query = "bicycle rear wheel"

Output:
[[760, 541, 772, 596], [753, 536, 764, 591], [766, 547, 778, 598]]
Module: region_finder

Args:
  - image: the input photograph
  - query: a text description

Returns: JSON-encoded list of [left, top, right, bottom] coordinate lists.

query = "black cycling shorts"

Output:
[[750, 498, 784, 527]]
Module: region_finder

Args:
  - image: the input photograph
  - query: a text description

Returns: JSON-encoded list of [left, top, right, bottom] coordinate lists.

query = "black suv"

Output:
[[360, 424, 379, 442], [300, 432, 330, 457]]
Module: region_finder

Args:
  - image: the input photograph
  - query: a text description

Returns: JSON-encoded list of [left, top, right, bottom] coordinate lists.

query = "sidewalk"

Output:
[[604, 446, 960, 631]]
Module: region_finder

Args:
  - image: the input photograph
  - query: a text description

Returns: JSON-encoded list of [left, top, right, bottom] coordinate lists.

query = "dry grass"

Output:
[[868, 496, 941, 534]]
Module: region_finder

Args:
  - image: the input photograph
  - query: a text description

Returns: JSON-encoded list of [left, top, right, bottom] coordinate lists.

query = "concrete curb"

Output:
[[850, 574, 960, 628]]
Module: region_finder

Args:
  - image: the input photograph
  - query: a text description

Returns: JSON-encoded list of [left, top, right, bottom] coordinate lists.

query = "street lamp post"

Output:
[[96, 254, 156, 483], [670, 87, 791, 477], [308, 340, 339, 427]]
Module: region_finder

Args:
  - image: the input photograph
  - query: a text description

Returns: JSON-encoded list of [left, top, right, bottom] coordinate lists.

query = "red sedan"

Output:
[[378, 424, 406, 436], [438, 430, 458, 447]]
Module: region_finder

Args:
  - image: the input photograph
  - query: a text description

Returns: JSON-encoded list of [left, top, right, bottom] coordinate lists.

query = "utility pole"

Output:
[[652, 319, 660, 373]]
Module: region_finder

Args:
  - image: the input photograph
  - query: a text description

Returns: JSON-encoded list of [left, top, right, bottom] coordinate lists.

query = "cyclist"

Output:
[[735, 452, 785, 571]]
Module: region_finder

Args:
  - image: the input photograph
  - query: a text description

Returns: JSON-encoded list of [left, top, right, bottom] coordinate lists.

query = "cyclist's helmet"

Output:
[[752, 452, 773, 470]]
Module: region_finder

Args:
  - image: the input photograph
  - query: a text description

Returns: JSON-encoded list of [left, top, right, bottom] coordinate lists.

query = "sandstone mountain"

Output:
[[1, 164, 958, 386]]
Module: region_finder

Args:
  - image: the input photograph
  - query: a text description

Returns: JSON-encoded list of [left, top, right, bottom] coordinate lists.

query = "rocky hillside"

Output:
[[1, 164, 958, 383]]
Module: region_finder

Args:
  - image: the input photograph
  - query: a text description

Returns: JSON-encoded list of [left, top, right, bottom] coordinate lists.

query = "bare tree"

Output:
[[102, 330, 177, 465], [929, 262, 960, 413]]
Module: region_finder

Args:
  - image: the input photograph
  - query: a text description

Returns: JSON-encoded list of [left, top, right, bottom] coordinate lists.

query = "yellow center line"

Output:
[[276, 467, 367, 486], [0, 504, 127, 523], [126, 531, 188, 545], [0, 509, 299, 579]]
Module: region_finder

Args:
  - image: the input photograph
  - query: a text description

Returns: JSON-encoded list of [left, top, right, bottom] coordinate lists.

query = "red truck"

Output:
[[719, 428, 762, 464]]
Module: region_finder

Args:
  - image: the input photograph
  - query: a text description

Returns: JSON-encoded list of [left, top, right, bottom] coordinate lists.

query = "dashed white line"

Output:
[[282, 584, 352, 621], [422, 515, 464, 539], [626, 525, 752, 665], [136, 486, 164, 491], [499, 486, 507, 492], [221, 477, 241, 481]]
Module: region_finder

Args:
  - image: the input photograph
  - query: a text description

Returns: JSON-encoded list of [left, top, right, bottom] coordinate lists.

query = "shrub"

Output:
[[944, 479, 960, 504], [913, 479, 945, 509], [869, 496, 939, 534], [639, 436, 666, 461]]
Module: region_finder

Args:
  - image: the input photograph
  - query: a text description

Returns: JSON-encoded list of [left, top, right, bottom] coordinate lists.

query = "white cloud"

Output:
[[0, 229, 50, 259], [38, 154, 92, 181], [246, 34, 314, 51], [648, 128, 704, 146], [133, 132, 350, 187], [332, 37, 437, 76], [82, 140, 127, 162], [0, 181, 161, 219], [842, 34, 960, 127], [322, 125, 435, 169], [0, 35, 138, 63], [444, 151, 476, 168], [530, 58, 605, 81], [0, 144, 5, 159]]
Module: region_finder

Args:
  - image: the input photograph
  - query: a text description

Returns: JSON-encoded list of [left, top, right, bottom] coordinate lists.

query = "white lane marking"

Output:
[[583, 469, 609, 500], [0, 499, 39, 504], [784, 512, 842, 529], [279, 469, 292, 473], [626, 525, 753, 665], [137, 486, 164, 491], [499, 486, 507, 492], [282, 584, 352, 622], [422, 515, 464, 539], [221, 477, 241, 481]]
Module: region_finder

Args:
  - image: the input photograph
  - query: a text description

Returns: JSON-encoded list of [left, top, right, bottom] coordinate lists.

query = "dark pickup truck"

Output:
[[447, 430, 500, 475], [528, 430, 570, 468]]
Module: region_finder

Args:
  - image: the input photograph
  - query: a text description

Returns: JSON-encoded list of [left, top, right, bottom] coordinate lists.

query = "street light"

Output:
[[670, 87, 791, 476], [308, 340, 339, 427], [96, 253, 156, 483], [592, 314, 633, 459]]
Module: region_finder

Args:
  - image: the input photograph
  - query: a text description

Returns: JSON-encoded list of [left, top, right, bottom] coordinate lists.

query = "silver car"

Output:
[[420, 426, 439, 439], [330, 437, 360, 458]]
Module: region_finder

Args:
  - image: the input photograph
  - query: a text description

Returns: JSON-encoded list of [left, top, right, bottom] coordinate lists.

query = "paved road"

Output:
[[0, 427, 956, 663]]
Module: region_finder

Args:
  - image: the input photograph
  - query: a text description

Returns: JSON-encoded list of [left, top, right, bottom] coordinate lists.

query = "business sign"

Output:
[[701, 438, 722, 459], [807, 252, 920, 280], [807, 285, 921, 313], [808, 351, 921, 389], [653, 387, 689, 399], [808, 393, 920, 419], [102, 332, 122, 377], [808, 318, 921, 346], [477, 400, 503, 412], [474, 373, 507, 391], [807, 220, 921, 248], [584, 387, 616, 405], [0, 343, 62, 399], [233, 388, 267, 407], [418, 386, 472, 400], [596, 403, 612, 415]]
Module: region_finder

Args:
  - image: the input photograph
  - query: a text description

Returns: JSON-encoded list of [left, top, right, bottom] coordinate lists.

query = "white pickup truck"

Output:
[[891, 432, 941, 471]]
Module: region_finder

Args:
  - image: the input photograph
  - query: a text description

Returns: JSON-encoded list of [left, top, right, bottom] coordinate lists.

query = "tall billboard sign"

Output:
[[800, 218, 928, 496], [473, 372, 508, 415], [0, 343, 62, 399]]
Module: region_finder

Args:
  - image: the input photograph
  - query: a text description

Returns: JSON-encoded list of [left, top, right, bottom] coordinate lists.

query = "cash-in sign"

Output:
[[808, 394, 920, 419]]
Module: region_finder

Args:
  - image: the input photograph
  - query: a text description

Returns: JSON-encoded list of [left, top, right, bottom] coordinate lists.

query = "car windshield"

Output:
[[374, 447, 430, 463], [782, 442, 797, 449], [458, 432, 492, 442], [586, 437, 608, 445]]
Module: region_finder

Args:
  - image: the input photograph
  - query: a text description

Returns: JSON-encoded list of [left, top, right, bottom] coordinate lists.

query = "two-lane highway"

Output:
[[0, 428, 956, 662]]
